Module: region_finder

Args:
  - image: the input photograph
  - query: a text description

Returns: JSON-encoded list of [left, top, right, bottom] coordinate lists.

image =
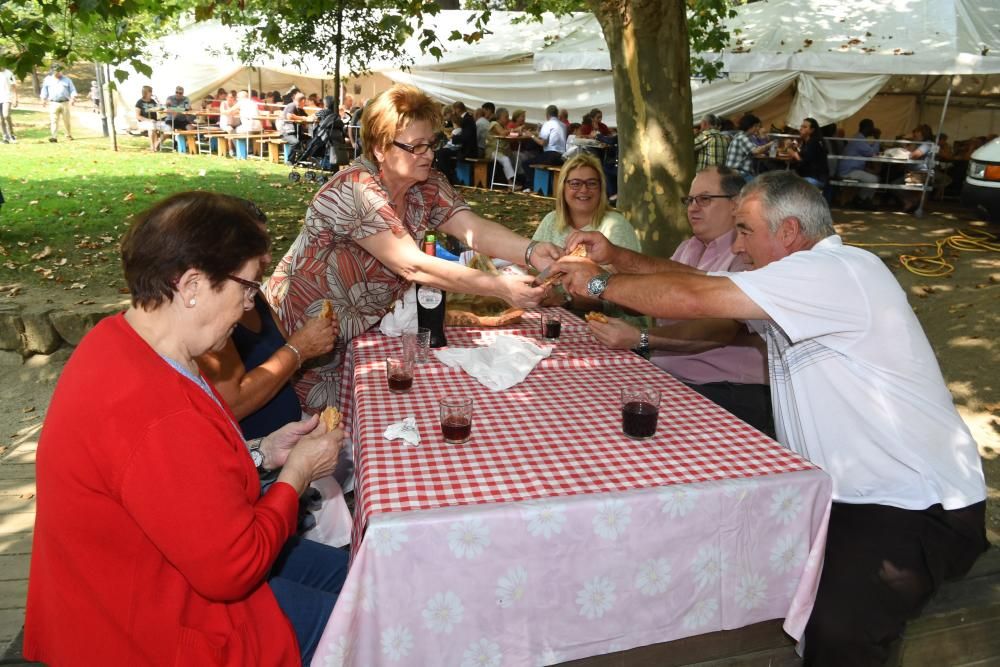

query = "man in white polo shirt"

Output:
[[531, 104, 567, 166], [553, 171, 988, 666]]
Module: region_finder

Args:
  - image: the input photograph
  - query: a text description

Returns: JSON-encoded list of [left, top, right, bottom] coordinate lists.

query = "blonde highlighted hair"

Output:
[[553, 152, 608, 232], [360, 84, 443, 162]]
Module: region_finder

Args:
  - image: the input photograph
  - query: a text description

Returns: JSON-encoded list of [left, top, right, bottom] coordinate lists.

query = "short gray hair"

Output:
[[739, 172, 835, 241], [702, 113, 720, 128]]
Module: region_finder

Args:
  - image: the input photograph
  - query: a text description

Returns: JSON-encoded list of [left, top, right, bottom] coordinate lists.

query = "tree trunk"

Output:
[[590, 0, 694, 258]]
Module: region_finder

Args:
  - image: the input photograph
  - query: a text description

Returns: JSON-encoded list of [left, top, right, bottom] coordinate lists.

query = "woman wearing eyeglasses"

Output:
[[532, 152, 641, 316], [265, 84, 562, 413], [26, 192, 348, 666]]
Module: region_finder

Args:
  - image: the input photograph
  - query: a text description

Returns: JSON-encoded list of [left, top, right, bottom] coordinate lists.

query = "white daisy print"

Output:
[[461, 638, 503, 667], [576, 576, 617, 619], [658, 486, 698, 518], [735, 572, 768, 610], [322, 636, 350, 667], [366, 522, 409, 556], [691, 545, 726, 591], [422, 591, 464, 634], [496, 565, 528, 608], [682, 598, 718, 629], [380, 626, 413, 662], [770, 534, 806, 574], [360, 573, 376, 613], [535, 647, 565, 666], [634, 557, 672, 596], [522, 501, 568, 539], [720, 477, 760, 498], [448, 518, 491, 559], [769, 486, 804, 525], [592, 499, 632, 540]]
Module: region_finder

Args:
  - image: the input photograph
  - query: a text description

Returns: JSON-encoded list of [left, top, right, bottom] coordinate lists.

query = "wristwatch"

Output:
[[636, 328, 650, 358], [248, 438, 265, 470], [587, 272, 612, 298]]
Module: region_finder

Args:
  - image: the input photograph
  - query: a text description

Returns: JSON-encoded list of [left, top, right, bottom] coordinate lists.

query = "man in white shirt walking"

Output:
[[554, 171, 988, 666], [40, 64, 77, 142], [0, 67, 17, 143]]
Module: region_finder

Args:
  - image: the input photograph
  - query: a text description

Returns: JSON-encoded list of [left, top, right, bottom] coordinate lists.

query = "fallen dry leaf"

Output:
[[30, 246, 53, 261], [123, 192, 135, 202]]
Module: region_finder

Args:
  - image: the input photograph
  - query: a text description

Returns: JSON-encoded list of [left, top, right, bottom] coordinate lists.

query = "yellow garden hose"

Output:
[[848, 229, 1000, 278]]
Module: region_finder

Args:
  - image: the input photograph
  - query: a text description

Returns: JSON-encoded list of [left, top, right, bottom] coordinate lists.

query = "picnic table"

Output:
[[310, 310, 832, 666]]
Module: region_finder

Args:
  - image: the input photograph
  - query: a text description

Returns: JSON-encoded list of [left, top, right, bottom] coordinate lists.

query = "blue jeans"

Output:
[[270, 536, 349, 664]]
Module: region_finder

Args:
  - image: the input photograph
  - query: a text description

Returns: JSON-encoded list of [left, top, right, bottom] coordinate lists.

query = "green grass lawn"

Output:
[[0, 109, 551, 297]]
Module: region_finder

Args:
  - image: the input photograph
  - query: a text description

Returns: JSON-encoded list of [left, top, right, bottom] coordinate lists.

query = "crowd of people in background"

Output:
[[692, 109, 997, 214]]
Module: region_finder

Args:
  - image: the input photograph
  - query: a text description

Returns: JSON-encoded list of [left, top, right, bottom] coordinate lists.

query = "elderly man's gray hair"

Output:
[[740, 172, 835, 241], [702, 113, 720, 128]]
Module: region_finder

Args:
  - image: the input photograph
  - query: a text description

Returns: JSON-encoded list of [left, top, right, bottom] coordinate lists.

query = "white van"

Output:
[[963, 137, 1000, 223]]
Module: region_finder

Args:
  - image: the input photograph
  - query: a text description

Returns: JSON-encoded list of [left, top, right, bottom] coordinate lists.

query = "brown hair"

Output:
[[120, 192, 269, 310], [361, 84, 442, 162], [553, 152, 608, 233]]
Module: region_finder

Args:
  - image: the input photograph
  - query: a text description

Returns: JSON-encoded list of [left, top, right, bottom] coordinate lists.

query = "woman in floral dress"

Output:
[[265, 84, 562, 412]]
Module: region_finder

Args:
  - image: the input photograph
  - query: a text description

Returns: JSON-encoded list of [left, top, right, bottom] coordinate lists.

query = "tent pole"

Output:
[[916, 79, 953, 218]]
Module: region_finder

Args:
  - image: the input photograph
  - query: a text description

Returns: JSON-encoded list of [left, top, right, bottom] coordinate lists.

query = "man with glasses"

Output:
[[164, 85, 195, 131], [584, 166, 772, 435], [552, 170, 988, 666], [40, 64, 76, 143]]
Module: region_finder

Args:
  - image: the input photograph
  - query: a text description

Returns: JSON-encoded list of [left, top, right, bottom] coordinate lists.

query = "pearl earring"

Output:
[[189, 298, 196, 306]]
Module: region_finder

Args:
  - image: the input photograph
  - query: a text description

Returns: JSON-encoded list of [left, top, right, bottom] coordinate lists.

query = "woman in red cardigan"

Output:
[[25, 192, 347, 666]]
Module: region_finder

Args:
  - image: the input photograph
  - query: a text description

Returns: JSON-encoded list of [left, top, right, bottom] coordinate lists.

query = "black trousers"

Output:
[[685, 381, 775, 438], [804, 500, 988, 666]]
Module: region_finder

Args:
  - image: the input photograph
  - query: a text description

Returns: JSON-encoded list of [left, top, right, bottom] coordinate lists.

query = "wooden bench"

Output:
[[267, 138, 287, 164], [557, 544, 1000, 666], [530, 163, 562, 196], [168, 129, 207, 155], [215, 132, 281, 159], [463, 157, 490, 189]]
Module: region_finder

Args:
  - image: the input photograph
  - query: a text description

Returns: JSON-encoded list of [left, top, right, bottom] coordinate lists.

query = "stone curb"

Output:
[[0, 300, 126, 361]]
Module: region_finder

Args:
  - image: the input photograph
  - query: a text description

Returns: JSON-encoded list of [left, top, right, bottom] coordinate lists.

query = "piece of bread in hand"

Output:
[[567, 244, 588, 258], [584, 311, 608, 323], [320, 406, 342, 432], [319, 300, 334, 319]]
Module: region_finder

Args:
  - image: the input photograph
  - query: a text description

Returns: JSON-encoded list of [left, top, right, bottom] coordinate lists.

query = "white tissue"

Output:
[[434, 335, 552, 391], [379, 285, 418, 337], [383, 417, 421, 446]]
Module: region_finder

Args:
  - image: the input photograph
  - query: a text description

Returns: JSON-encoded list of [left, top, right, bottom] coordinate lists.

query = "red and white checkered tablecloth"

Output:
[[345, 309, 816, 543]]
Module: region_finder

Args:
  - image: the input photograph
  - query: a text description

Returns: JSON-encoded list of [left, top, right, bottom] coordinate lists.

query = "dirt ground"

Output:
[[1, 201, 998, 538]]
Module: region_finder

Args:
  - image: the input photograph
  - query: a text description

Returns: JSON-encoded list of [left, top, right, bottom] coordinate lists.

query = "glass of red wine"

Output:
[[386, 356, 414, 393], [439, 396, 473, 444], [621, 386, 660, 440], [541, 312, 561, 340]]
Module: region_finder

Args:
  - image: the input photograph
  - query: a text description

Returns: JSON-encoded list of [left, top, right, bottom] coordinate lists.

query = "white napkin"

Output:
[[384, 417, 421, 446], [379, 285, 418, 337], [434, 335, 552, 391]]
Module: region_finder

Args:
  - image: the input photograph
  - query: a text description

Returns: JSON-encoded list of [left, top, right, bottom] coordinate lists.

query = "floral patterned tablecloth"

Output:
[[311, 311, 832, 666]]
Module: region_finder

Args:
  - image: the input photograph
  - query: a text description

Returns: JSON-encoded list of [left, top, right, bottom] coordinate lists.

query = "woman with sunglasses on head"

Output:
[[265, 84, 562, 413], [533, 152, 642, 318], [26, 191, 349, 666]]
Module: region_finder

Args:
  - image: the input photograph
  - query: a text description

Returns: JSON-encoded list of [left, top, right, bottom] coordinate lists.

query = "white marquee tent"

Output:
[[116, 0, 1000, 139]]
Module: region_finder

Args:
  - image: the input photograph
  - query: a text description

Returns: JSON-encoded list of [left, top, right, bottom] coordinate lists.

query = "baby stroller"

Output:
[[287, 113, 352, 184]]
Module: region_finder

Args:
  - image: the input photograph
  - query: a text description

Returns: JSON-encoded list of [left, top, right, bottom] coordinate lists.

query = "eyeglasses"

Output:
[[392, 139, 439, 155], [565, 178, 601, 191], [227, 275, 262, 302], [681, 194, 736, 207]]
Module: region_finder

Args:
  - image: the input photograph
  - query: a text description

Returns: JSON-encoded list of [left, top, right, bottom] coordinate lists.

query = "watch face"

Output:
[[250, 449, 264, 468], [587, 273, 609, 297]]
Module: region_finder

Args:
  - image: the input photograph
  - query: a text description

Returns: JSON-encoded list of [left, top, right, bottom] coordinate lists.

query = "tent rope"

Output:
[[847, 228, 1000, 278]]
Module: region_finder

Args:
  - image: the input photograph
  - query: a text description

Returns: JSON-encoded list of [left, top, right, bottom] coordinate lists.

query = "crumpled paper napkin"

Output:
[[379, 285, 418, 337], [434, 335, 552, 391], [384, 417, 421, 446]]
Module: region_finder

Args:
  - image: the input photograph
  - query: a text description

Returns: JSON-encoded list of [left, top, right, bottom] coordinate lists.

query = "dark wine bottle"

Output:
[[416, 234, 448, 348]]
